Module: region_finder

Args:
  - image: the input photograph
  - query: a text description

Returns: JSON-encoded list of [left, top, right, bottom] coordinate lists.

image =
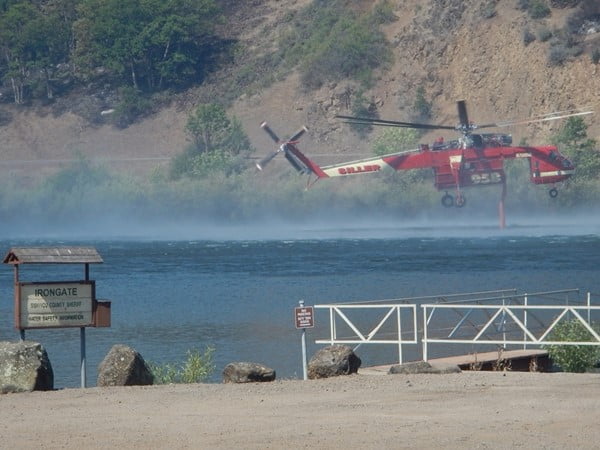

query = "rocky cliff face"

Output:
[[0, 0, 598, 179]]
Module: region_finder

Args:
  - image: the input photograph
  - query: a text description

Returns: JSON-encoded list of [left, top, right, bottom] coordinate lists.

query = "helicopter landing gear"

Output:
[[549, 187, 558, 198], [441, 193, 454, 208], [441, 193, 466, 208]]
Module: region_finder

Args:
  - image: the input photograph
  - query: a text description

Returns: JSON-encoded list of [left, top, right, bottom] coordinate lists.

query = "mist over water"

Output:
[[1, 205, 600, 388], [2, 203, 600, 241]]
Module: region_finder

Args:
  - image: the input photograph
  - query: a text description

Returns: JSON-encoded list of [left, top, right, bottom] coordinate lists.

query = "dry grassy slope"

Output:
[[236, 0, 600, 168], [0, 0, 598, 180]]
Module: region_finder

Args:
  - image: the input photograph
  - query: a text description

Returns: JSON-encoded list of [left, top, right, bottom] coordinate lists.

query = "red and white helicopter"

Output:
[[256, 100, 593, 228]]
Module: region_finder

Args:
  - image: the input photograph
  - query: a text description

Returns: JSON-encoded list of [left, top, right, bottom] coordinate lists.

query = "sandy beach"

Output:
[[1, 370, 599, 449]]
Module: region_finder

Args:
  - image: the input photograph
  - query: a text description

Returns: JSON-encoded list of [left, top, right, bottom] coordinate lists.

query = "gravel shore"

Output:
[[1, 371, 599, 449]]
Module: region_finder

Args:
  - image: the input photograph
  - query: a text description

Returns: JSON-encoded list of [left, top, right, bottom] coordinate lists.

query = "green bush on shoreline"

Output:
[[149, 347, 216, 384], [545, 319, 600, 373]]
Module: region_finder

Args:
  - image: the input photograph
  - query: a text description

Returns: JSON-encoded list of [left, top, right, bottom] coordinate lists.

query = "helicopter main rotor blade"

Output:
[[478, 108, 594, 129], [335, 115, 455, 130], [457, 100, 470, 128]]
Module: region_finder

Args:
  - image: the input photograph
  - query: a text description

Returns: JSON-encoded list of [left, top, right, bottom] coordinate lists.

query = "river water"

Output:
[[1, 220, 599, 387]]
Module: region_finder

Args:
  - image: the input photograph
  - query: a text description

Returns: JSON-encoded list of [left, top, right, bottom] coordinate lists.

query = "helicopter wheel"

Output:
[[549, 188, 558, 198], [441, 193, 454, 208], [455, 195, 466, 208]]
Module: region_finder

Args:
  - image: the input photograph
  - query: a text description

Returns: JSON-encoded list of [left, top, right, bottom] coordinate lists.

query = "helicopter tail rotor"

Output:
[[261, 121, 281, 144], [256, 123, 311, 172], [256, 149, 281, 171]]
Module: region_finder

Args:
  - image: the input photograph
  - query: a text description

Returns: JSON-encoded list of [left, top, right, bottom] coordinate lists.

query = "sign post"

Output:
[[3, 247, 110, 389], [295, 300, 314, 380]]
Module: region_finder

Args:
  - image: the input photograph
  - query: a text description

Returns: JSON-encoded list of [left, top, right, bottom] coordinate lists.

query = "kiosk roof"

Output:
[[3, 247, 103, 265]]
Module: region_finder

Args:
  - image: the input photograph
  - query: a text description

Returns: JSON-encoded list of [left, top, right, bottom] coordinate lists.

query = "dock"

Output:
[[360, 349, 550, 375]]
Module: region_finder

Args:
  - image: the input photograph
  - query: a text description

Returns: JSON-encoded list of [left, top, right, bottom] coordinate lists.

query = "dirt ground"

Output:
[[1, 370, 599, 449]]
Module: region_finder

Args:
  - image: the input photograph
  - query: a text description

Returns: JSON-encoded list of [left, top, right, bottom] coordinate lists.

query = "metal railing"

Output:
[[421, 289, 600, 360], [313, 289, 600, 364], [314, 303, 417, 364]]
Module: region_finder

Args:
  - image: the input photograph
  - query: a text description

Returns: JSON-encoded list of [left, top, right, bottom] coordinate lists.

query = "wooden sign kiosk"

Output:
[[3, 247, 111, 388]]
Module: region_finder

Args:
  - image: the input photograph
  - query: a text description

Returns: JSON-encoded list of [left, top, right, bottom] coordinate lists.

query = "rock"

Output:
[[0, 341, 53, 393], [97, 344, 153, 387], [222, 362, 276, 383], [388, 361, 461, 375], [308, 345, 361, 379]]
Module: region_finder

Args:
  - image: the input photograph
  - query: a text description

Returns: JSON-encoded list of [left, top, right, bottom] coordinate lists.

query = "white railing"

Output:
[[313, 289, 600, 365], [422, 294, 600, 360], [314, 303, 417, 364]]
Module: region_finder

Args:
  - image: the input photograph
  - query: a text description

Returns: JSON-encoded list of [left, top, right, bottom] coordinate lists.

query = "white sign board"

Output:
[[19, 282, 94, 328]]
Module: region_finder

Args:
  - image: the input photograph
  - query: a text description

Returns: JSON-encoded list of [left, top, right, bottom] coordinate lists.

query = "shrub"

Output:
[[536, 26, 553, 41], [412, 85, 432, 121], [480, 2, 497, 19], [528, 0, 551, 19], [546, 319, 600, 372], [112, 86, 153, 128], [372, 0, 396, 24], [569, 44, 584, 57], [189, 150, 245, 178], [149, 347, 215, 384], [516, 0, 530, 11], [566, 9, 586, 34], [523, 28, 536, 45], [279, 1, 392, 89], [348, 90, 377, 138], [0, 109, 12, 126], [593, 48, 600, 64], [548, 43, 569, 65], [372, 128, 420, 156], [549, 0, 580, 7]]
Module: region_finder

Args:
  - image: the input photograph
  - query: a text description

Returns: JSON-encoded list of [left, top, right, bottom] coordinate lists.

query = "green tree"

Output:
[[74, 0, 149, 88], [0, 0, 20, 13], [186, 103, 231, 153], [136, 0, 222, 89], [172, 103, 253, 179], [0, 1, 72, 103], [73, 0, 221, 90], [552, 116, 600, 181], [553, 116, 588, 147]]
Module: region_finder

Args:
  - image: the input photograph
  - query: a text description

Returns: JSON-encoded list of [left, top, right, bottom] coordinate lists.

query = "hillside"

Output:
[[0, 0, 598, 182]]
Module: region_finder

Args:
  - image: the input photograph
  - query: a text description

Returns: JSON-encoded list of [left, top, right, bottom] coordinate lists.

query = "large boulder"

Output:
[[308, 345, 361, 379], [222, 362, 276, 383], [97, 344, 153, 387], [0, 341, 54, 393], [388, 361, 461, 375]]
